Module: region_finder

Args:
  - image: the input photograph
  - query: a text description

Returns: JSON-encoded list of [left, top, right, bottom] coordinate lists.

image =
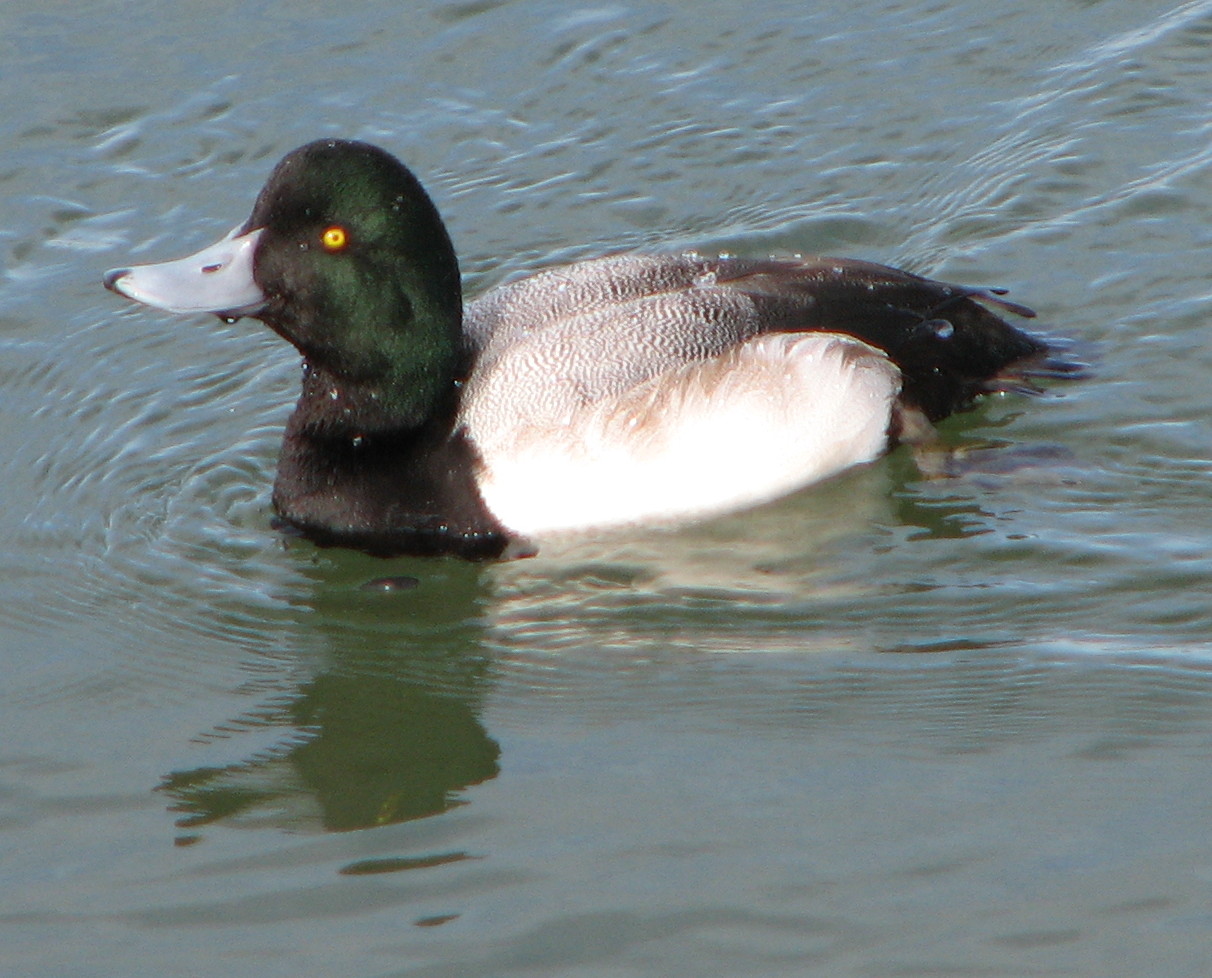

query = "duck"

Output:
[[104, 138, 1054, 560]]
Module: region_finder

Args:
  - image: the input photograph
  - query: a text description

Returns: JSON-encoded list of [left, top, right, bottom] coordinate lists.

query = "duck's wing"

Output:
[[464, 253, 1044, 423], [701, 256, 1045, 420], [461, 255, 779, 451]]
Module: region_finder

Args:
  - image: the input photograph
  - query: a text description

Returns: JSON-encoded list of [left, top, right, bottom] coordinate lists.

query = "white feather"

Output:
[[466, 332, 899, 537]]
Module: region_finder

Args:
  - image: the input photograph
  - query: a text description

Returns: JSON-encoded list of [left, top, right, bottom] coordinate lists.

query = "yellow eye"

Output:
[[321, 226, 349, 252]]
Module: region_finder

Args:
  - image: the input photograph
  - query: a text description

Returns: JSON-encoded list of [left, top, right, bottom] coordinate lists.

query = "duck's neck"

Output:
[[272, 370, 512, 558], [289, 357, 463, 441]]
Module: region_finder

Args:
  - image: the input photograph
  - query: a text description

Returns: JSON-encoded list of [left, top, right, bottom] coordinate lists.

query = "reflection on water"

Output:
[[144, 441, 1009, 842], [161, 665, 499, 835], [160, 562, 500, 836]]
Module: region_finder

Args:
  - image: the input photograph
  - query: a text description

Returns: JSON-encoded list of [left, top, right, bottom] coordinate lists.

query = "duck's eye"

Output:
[[321, 226, 349, 252]]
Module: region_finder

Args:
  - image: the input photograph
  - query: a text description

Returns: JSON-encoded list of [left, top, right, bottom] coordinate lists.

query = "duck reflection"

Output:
[[891, 431, 1074, 541], [159, 559, 499, 835]]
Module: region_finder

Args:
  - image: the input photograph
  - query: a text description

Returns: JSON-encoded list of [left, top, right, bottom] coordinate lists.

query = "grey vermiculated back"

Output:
[[461, 254, 779, 441]]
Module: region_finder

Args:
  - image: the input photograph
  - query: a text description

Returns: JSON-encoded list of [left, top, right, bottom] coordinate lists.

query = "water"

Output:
[[3, 0, 1212, 974]]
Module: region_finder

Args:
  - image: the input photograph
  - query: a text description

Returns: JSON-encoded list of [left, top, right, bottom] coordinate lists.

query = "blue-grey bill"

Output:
[[104, 226, 265, 317]]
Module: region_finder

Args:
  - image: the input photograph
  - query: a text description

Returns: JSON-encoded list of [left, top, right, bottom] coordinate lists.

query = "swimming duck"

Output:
[[104, 138, 1050, 559]]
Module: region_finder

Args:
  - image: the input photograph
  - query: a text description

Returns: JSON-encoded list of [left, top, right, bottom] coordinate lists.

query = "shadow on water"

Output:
[[158, 556, 501, 838]]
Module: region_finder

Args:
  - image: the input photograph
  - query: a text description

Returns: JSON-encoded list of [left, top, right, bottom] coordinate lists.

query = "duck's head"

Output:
[[105, 139, 465, 432]]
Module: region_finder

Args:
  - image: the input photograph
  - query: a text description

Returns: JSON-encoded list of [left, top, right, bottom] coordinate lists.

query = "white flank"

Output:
[[470, 332, 900, 537]]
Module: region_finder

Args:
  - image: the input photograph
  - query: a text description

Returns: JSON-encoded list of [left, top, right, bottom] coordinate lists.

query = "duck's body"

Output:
[[105, 139, 1050, 559]]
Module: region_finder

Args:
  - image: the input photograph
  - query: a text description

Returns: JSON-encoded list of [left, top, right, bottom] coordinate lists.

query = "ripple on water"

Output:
[[2, 303, 310, 707]]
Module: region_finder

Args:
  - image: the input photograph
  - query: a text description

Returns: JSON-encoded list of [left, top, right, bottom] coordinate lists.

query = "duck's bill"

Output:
[[103, 226, 266, 318]]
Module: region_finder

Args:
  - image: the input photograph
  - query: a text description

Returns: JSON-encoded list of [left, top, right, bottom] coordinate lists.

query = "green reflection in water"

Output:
[[160, 557, 500, 835]]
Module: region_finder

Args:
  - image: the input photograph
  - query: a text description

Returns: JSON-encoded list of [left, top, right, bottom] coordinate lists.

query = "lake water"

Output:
[[3, 0, 1212, 975]]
